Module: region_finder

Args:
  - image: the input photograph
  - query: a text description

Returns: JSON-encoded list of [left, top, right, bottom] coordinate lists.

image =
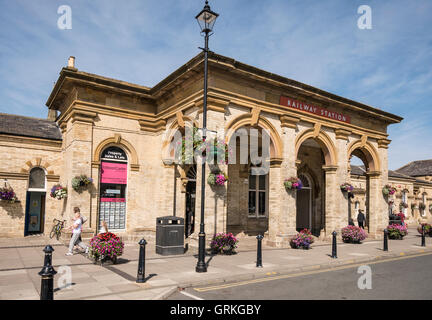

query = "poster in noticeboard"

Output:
[[101, 162, 127, 185]]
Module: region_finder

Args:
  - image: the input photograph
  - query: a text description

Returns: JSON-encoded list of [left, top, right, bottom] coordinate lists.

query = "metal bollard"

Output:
[[422, 225, 426, 247], [383, 229, 388, 251], [331, 231, 337, 258], [136, 238, 147, 283], [38, 245, 57, 300], [256, 234, 263, 268]]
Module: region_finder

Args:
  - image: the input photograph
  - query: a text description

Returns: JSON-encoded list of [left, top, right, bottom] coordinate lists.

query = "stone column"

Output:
[[367, 172, 385, 238], [334, 129, 351, 229], [267, 115, 299, 247], [323, 165, 339, 238]]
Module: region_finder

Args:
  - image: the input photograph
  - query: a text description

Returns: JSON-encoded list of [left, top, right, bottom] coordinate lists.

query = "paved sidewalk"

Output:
[[0, 228, 430, 300]]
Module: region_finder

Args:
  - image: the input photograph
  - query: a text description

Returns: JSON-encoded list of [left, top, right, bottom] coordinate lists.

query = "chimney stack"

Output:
[[67, 56, 76, 69]]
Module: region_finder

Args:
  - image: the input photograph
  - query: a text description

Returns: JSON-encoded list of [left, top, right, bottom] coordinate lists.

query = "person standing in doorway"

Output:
[[357, 209, 366, 229], [66, 207, 88, 256]]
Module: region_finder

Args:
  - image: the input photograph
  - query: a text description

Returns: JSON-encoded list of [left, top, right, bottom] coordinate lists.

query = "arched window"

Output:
[[28, 167, 46, 190]]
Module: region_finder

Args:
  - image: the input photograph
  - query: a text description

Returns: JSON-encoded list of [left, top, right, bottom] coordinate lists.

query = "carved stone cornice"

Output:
[[377, 138, 391, 149], [334, 128, 351, 141], [322, 165, 338, 173], [196, 96, 230, 114], [280, 115, 300, 129], [70, 109, 98, 124], [138, 118, 166, 133]]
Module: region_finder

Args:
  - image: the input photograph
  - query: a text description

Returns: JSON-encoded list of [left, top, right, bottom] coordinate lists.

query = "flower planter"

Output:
[[289, 229, 314, 249], [210, 233, 239, 255], [88, 232, 124, 265]]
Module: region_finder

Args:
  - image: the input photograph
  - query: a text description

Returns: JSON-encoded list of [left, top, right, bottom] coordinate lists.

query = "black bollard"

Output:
[[331, 231, 337, 258], [256, 234, 263, 268], [383, 229, 388, 251], [422, 225, 426, 247], [136, 238, 147, 283], [38, 245, 57, 300]]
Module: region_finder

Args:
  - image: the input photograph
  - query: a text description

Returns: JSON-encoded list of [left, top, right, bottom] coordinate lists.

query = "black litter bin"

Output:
[[156, 216, 185, 255]]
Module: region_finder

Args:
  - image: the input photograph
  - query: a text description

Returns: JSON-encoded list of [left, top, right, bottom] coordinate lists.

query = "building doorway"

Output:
[[296, 173, 312, 233], [185, 165, 196, 238], [24, 167, 46, 236]]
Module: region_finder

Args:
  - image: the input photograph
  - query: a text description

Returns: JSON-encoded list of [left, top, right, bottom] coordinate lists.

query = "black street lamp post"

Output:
[[195, 1, 219, 273]]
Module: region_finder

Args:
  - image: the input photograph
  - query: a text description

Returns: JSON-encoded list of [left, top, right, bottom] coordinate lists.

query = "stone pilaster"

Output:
[[323, 165, 339, 238]]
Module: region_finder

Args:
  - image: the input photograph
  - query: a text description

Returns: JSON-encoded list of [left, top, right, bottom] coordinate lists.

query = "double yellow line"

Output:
[[194, 250, 431, 292]]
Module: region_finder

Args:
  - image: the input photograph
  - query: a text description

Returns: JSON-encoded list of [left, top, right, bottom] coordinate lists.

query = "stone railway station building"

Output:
[[1, 52, 431, 246]]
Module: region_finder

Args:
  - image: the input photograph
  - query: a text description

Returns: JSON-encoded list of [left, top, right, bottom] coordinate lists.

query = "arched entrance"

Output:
[[24, 167, 47, 236], [295, 134, 332, 238], [226, 125, 276, 236], [98, 146, 128, 231], [185, 165, 197, 238]]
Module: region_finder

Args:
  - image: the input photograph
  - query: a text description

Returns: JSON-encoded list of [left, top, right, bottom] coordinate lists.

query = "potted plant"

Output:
[[417, 223, 432, 237], [72, 175, 93, 192], [399, 202, 408, 210], [386, 224, 408, 240], [207, 171, 228, 186], [284, 177, 303, 191], [382, 184, 396, 196], [0, 186, 18, 203], [289, 229, 314, 249], [210, 232, 239, 255], [341, 225, 368, 244], [88, 232, 124, 265], [50, 185, 67, 200], [340, 183, 354, 192]]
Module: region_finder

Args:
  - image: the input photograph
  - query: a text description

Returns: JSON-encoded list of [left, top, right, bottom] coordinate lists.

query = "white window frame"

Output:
[[27, 167, 47, 192], [248, 173, 268, 218]]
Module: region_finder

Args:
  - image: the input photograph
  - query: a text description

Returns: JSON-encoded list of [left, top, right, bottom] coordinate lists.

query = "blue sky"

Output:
[[0, 0, 431, 170]]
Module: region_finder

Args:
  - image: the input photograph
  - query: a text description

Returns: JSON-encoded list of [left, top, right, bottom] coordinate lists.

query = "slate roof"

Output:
[[350, 165, 366, 176], [0, 113, 62, 140], [396, 160, 432, 177]]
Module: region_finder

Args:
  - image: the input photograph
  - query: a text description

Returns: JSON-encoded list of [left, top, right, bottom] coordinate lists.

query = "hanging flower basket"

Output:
[[419, 203, 426, 211], [399, 202, 408, 209], [207, 172, 228, 186], [411, 203, 418, 210], [429, 204, 432, 212], [284, 177, 303, 191], [0, 186, 18, 203], [382, 184, 396, 196], [340, 183, 354, 192], [417, 223, 432, 236], [72, 175, 93, 192], [50, 185, 67, 200], [175, 127, 232, 165]]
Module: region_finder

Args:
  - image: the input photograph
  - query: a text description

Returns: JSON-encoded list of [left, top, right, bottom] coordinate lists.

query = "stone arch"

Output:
[[20, 157, 55, 175], [347, 140, 381, 172], [224, 113, 283, 160], [161, 116, 199, 161], [93, 135, 139, 171], [295, 128, 338, 166]]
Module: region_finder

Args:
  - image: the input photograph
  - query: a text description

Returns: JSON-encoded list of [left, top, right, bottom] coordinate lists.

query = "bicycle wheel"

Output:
[[56, 227, 61, 241], [49, 226, 57, 239]]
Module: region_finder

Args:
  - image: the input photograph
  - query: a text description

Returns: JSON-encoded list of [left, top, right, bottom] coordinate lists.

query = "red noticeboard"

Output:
[[280, 96, 351, 124]]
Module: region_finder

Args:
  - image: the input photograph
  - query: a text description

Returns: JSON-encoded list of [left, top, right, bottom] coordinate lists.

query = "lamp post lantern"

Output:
[[195, 0, 219, 273]]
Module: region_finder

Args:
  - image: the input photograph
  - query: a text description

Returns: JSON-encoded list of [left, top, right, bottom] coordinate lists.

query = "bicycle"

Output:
[[49, 219, 67, 240]]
